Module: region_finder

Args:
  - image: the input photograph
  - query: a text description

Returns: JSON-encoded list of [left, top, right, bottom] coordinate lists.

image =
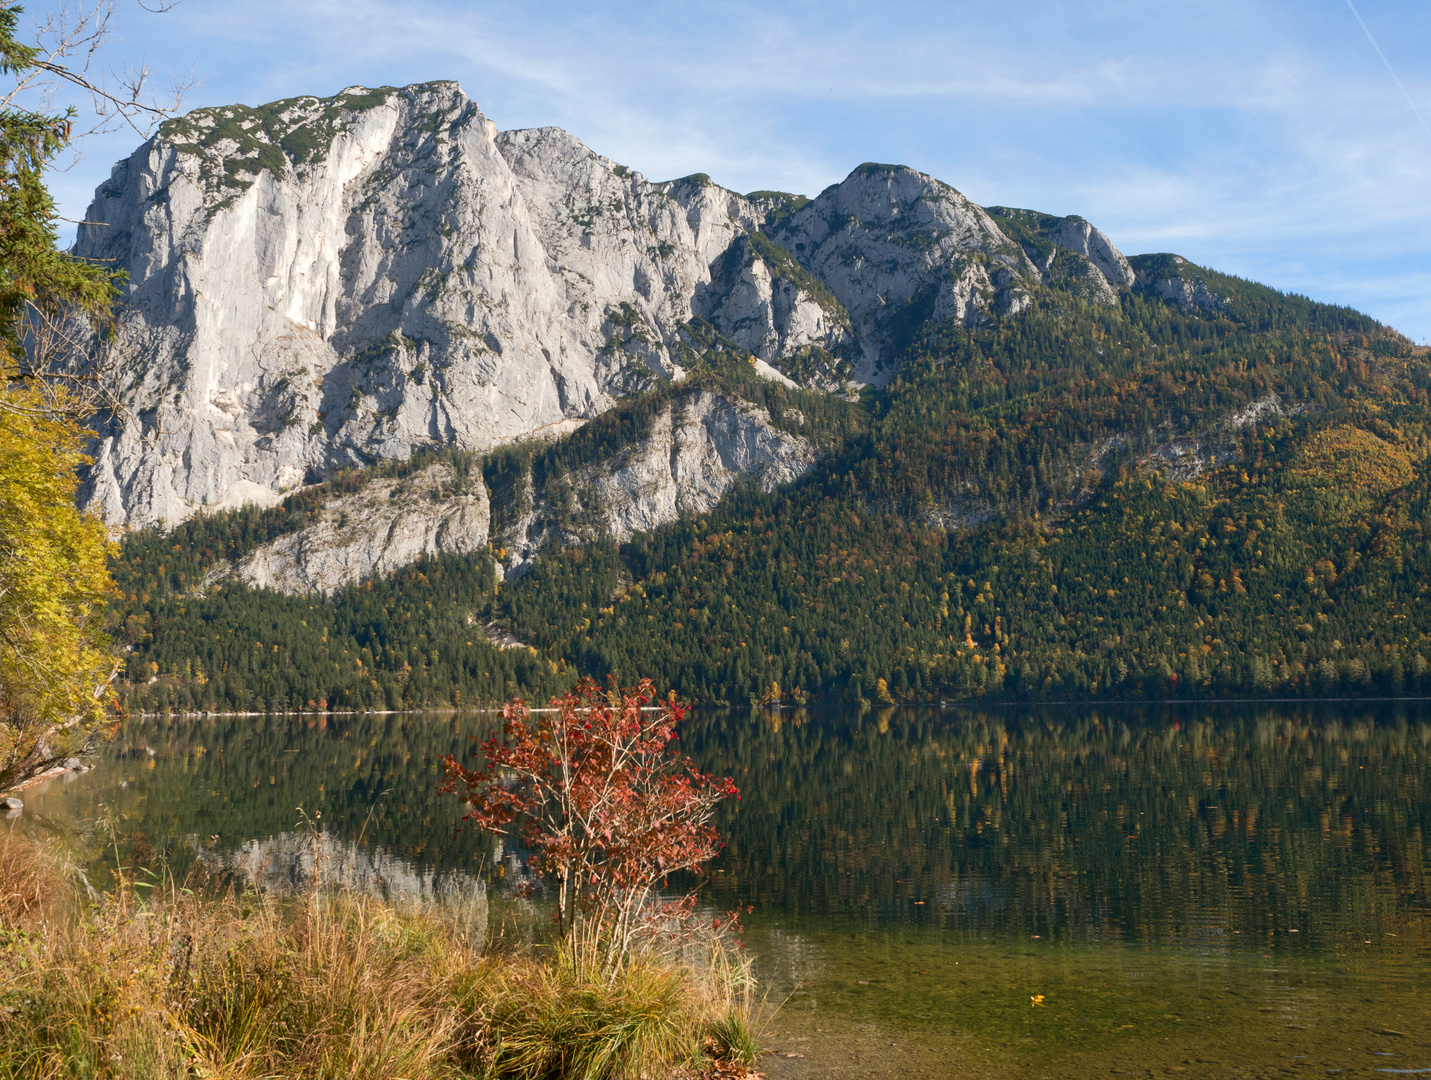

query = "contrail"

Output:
[[1343, 0, 1431, 143]]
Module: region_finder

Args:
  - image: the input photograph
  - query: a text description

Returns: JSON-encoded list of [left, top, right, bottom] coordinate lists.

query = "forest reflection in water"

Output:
[[682, 701, 1431, 950], [14, 701, 1431, 1076]]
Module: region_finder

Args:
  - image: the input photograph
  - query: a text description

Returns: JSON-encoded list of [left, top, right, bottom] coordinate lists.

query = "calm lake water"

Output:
[[12, 702, 1431, 1079]]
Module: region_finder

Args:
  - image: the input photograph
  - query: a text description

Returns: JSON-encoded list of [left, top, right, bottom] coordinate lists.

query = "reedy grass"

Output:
[[686, 935, 765, 1069], [457, 957, 695, 1079], [0, 830, 66, 925], [0, 833, 765, 1080]]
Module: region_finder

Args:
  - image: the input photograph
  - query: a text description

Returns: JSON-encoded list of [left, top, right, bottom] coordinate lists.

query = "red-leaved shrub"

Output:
[[441, 677, 738, 971]]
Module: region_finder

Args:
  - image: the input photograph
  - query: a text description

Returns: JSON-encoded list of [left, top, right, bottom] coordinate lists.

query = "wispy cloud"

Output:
[[1342, 0, 1431, 144]]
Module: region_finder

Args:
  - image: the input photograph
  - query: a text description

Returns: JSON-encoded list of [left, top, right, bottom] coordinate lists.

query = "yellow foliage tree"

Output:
[[0, 388, 115, 791], [0, 3, 171, 791], [875, 677, 896, 704]]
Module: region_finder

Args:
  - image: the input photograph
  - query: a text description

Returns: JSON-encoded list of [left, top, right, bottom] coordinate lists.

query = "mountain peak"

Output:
[[76, 84, 1208, 529]]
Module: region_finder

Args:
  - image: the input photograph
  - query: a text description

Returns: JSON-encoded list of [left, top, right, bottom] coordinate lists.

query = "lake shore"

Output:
[[0, 832, 764, 1080]]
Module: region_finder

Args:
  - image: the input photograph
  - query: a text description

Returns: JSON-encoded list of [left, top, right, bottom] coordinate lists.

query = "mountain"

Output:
[[88, 83, 1431, 710], [77, 81, 1132, 531]]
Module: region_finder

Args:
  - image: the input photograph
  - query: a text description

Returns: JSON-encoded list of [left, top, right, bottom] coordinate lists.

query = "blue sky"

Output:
[[31, 0, 1431, 340]]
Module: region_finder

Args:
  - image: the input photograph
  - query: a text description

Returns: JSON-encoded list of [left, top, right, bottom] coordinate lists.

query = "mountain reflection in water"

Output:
[[15, 702, 1431, 1077]]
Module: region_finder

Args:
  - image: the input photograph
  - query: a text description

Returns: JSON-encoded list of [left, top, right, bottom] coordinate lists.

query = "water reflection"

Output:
[[679, 702, 1431, 950], [20, 711, 500, 874], [15, 702, 1431, 1076], [216, 830, 488, 906]]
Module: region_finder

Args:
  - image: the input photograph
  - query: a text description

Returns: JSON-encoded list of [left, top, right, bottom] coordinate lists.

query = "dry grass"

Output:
[[0, 831, 68, 926], [0, 833, 766, 1080]]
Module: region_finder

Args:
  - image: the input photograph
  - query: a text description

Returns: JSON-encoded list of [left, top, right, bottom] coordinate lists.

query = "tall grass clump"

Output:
[[0, 827, 766, 1080], [0, 839, 468, 1079], [456, 957, 694, 1078], [691, 943, 764, 1068], [0, 830, 66, 925]]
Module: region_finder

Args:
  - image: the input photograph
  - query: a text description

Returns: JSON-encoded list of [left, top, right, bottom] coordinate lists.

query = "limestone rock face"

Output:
[[1045, 217, 1136, 291], [698, 234, 856, 392], [1130, 254, 1229, 313], [578, 389, 816, 542], [982, 206, 1139, 304], [1149, 272, 1228, 314], [76, 83, 1145, 532], [495, 389, 815, 577], [199, 389, 811, 593], [75, 83, 760, 529], [216, 462, 489, 596], [493, 129, 762, 393], [766, 165, 1041, 381]]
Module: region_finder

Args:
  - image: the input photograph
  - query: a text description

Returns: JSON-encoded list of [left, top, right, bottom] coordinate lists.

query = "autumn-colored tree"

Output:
[[442, 677, 738, 972], [0, 400, 115, 790], [1, 1, 184, 789]]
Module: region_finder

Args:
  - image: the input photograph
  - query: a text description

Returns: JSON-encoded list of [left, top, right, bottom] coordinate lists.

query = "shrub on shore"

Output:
[[0, 832, 763, 1080], [442, 678, 740, 978]]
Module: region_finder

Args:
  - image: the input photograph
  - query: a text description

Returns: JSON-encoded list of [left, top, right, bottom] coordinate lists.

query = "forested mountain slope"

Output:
[[108, 262, 1431, 710], [87, 82, 1430, 710]]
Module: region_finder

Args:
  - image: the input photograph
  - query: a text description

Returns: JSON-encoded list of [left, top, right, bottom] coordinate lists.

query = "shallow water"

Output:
[[13, 702, 1431, 1077]]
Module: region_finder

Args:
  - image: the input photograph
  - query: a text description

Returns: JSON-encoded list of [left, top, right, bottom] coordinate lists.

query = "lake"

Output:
[[11, 702, 1431, 1079]]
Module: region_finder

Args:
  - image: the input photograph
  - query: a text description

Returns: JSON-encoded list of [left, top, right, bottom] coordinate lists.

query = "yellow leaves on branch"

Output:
[[0, 387, 116, 789]]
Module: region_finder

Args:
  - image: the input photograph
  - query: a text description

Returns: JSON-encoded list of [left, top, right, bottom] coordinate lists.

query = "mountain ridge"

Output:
[[77, 80, 1158, 531], [83, 81, 1431, 711]]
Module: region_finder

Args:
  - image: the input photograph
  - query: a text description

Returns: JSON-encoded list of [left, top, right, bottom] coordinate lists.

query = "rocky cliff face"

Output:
[[214, 461, 489, 595], [697, 234, 857, 392], [491, 388, 815, 578], [579, 389, 816, 542], [767, 165, 1038, 382], [202, 388, 813, 594], [76, 82, 1140, 531], [1129, 254, 1229, 313], [76, 82, 765, 529]]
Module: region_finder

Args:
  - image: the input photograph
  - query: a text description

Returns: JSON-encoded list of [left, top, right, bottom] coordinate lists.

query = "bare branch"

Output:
[[3, 298, 135, 425], [1, 0, 195, 144]]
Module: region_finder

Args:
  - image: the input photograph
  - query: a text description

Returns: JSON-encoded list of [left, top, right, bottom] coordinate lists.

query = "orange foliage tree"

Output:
[[441, 677, 737, 971]]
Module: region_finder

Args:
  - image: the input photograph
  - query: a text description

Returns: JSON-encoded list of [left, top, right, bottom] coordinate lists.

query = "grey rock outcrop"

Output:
[[74, 82, 1146, 531], [576, 390, 815, 542], [1152, 274, 1228, 314], [984, 206, 1137, 303], [496, 389, 815, 576], [214, 461, 489, 595], [697, 235, 856, 391], [1130, 254, 1229, 313], [1045, 217, 1136, 291], [201, 388, 812, 593], [766, 165, 1038, 381]]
